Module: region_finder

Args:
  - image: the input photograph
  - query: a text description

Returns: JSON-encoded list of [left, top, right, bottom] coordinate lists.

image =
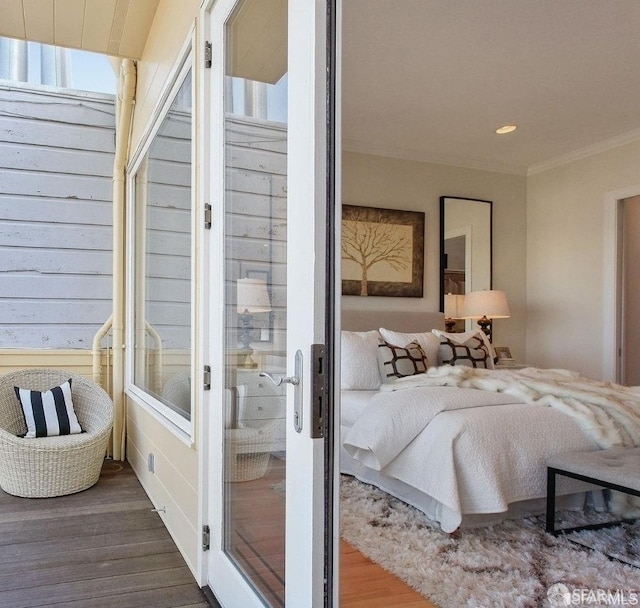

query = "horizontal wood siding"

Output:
[[0, 349, 112, 394], [225, 117, 287, 355], [0, 84, 115, 349]]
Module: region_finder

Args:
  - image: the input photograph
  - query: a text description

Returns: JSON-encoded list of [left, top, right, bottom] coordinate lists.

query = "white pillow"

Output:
[[340, 330, 382, 390], [378, 328, 440, 368], [432, 329, 495, 369]]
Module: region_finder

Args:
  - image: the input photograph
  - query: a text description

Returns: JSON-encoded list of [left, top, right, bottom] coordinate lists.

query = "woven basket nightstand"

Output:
[[225, 420, 277, 482]]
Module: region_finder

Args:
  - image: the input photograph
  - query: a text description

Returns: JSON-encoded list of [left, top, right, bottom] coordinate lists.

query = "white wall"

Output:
[[126, 0, 201, 580], [342, 151, 527, 359], [129, 0, 200, 154], [526, 139, 640, 379]]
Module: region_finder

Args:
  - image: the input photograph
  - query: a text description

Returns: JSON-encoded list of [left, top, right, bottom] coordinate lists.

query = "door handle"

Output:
[[260, 350, 303, 433], [259, 372, 300, 386]]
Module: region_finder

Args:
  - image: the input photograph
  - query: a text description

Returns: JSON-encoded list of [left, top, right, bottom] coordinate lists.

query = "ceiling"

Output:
[[0, 0, 160, 59], [342, 0, 640, 175]]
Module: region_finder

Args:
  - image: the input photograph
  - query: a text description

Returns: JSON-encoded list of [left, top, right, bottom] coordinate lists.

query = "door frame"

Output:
[[602, 183, 640, 382]]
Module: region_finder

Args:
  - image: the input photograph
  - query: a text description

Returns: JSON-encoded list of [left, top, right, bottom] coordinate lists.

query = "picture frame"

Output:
[[341, 204, 425, 297], [494, 346, 513, 360]]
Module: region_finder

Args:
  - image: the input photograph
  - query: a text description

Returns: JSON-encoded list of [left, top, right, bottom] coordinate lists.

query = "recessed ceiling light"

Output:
[[496, 125, 517, 135]]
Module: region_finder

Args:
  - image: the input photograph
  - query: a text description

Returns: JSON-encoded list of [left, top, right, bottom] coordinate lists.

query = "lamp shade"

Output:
[[444, 293, 465, 319], [462, 290, 510, 319], [237, 278, 272, 313]]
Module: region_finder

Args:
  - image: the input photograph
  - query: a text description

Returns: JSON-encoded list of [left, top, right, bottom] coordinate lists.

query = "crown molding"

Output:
[[342, 138, 528, 176], [527, 128, 640, 176]]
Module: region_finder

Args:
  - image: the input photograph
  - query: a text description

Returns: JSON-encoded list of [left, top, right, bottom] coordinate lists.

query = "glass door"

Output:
[[205, 0, 336, 605]]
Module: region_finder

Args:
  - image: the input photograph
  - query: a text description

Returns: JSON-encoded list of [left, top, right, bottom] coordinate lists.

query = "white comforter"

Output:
[[343, 386, 519, 470], [342, 366, 640, 532]]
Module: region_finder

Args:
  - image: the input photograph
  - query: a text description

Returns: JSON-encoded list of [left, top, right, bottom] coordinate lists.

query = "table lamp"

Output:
[[461, 289, 510, 341]]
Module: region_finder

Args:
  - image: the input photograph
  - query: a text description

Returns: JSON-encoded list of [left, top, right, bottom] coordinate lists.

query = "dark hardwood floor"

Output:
[[0, 461, 209, 608]]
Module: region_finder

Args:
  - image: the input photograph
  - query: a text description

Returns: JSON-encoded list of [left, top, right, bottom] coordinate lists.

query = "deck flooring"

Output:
[[0, 461, 209, 608], [0, 458, 435, 607]]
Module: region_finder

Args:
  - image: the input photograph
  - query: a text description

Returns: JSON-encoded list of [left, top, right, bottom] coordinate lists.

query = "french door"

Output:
[[203, 0, 338, 606]]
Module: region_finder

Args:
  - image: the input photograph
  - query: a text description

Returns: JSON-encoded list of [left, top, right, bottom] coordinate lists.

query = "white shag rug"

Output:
[[340, 475, 640, 608]]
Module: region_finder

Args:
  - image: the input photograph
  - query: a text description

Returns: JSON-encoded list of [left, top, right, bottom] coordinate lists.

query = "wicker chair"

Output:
[[0, 369, 114, 498]]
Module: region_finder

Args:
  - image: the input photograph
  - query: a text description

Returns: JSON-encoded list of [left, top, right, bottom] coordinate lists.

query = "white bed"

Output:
[[339, 309, 638, 532]]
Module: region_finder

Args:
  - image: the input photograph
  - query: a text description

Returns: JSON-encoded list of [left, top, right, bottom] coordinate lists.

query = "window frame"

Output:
[[125, 42, 195, 440]]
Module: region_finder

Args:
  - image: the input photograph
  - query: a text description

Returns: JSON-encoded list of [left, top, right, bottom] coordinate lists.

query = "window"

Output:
[[130, 65, 193, 427]]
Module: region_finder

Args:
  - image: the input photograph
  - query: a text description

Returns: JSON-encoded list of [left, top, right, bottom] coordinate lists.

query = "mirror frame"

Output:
[[439, 195, 493, 312]]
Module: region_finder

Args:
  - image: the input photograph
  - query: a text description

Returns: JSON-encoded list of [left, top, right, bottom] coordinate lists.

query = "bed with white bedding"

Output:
[[340, 309, 640, 532]]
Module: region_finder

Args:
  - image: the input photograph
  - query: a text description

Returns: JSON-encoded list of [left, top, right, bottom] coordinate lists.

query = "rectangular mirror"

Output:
[[439, 196, 492, 327]]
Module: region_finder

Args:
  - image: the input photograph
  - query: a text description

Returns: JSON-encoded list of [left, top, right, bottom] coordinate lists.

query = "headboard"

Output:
[[341, 308, 445, 333]]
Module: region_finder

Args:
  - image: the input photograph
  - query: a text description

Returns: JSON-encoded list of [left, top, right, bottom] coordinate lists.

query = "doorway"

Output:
[[619, 195, 640, 385]]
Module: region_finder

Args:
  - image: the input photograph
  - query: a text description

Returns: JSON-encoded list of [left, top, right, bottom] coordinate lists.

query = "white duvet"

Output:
[[342, 366, 640, 532]]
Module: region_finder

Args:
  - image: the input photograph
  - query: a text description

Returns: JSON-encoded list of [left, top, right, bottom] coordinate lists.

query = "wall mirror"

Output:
[[439, 196, 492, 324]]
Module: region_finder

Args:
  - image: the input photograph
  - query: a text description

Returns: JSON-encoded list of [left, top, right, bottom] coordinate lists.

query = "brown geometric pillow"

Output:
[[438, 335, 492, 368], [377, 340, 429, 382]]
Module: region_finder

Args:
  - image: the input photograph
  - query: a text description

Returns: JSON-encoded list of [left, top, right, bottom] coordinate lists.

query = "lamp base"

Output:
[[476, 316, 492, 341], [445, 318, 456, 332], [240, 351, 258, 369], [237, 311, 258, 367], [238, 311, 254, 351]]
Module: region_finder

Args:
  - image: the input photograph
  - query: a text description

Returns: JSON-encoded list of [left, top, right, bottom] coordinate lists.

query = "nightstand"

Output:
[[235, 368, 286, 451]]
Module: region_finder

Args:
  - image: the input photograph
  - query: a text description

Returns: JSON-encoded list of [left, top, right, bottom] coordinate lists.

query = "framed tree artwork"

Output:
[[341, 205, 425, 297]]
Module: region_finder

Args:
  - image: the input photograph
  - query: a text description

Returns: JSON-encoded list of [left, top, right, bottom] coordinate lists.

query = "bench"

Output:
[[546, 446, 640, 535]]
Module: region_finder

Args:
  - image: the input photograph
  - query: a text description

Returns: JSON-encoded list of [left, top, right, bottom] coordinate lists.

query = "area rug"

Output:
[[340, 475, 640, 608]]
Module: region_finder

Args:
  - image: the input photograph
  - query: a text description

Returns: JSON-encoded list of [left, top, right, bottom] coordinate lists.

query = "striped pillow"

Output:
[[14, 379, 83, 438]]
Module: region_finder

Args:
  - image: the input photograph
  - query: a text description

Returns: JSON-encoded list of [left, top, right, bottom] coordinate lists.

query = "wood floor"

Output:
[[0, 461, 209, 608], [340, 540, 437, 607], [230, 455, 437, 607], [0, 458, 436, 607]]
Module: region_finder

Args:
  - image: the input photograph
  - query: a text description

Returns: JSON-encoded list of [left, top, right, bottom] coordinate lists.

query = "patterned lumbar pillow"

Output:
[[377, 339, 429, 382], [14, 379, 83, 438], [438, 334, 493, 369]]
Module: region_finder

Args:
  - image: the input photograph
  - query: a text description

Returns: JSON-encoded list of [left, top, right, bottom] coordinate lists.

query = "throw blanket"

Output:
[[383, 366, 640, 450]]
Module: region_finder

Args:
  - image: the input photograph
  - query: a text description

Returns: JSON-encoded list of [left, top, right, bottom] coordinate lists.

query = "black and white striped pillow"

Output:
[[14, 379, 83, 438]]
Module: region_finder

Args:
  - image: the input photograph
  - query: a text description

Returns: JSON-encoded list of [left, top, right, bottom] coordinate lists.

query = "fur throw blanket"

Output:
[[383, 366, 640, 450]]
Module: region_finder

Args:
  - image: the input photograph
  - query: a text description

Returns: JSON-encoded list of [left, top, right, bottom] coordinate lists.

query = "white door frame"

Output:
[[199, 0, 336, 605], [602, 183, 640, 382]]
